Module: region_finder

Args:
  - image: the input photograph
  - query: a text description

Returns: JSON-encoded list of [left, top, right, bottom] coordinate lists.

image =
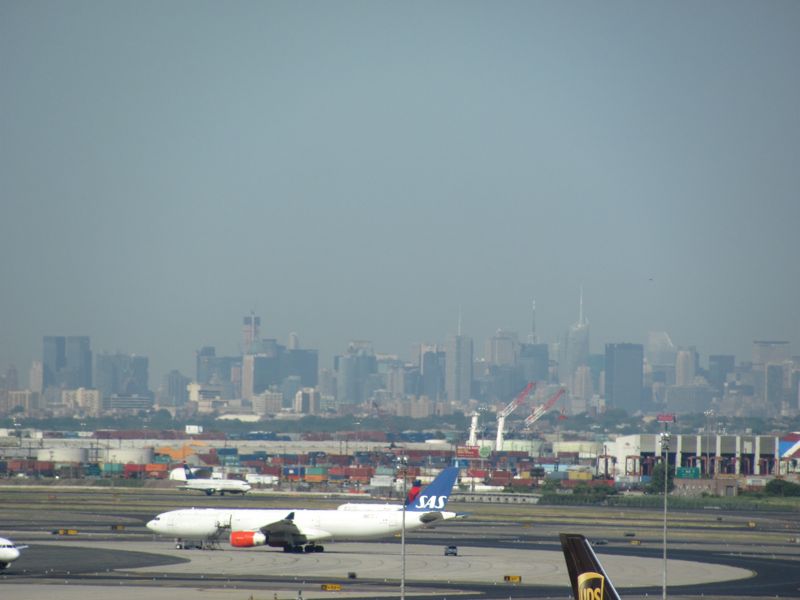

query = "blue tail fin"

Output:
[[183, 463, 194, 480], [407, 467, 459, 512]]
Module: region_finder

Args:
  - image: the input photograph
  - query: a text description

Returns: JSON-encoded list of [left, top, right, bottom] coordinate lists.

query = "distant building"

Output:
[[252, 391, 283, 416], [95, 352, 150, 400], [281, 375, 303, 409], [284, 348, 319, 387], [5, 390, 40, 416], [241, 354, 279, 400], [485, 329, 519, 367], [752, 341, 790, 366], [419, 345, 445, 400], [708, 355, 735, 394], [446, 334, 473, 404], [195, 346, 239, 385], [562, 289, 589, 388], [242, 312, 261, 354], [62, 388, 102, 417], [646, 331, 677, 367], [765, 363, 785, 408], [335, 341, 377, 406], [43, 336, 92, 389], [28, 361, 43, 394], [604, 343, 643, 413], [675, 349, 696, 386], [160, 370, 191, 406], [294, 387, 320, 415], [519, 343, 549, 382]]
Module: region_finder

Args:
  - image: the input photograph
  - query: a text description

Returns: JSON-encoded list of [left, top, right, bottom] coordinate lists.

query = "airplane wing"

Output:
[[253, 512, 330, 545], [258, 512, 303, 538]]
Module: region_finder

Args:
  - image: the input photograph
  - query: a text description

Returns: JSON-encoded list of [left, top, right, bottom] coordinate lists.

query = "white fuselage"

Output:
[[179, 478, 252, 495], [147, 507, 454, 543], [0, 537, 21, 568]]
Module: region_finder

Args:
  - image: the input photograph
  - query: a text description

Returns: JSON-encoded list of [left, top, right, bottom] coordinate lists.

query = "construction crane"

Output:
[[467, 412, 480, 447], [524, 388, 566, 429], [495, 381, 536, 452]]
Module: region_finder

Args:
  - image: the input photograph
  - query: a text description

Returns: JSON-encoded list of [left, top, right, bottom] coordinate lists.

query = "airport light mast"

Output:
[[658, 413, 675, 600], [398, 455, 408, 600]]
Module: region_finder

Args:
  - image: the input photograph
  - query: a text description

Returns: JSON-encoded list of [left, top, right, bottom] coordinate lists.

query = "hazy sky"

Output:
[[2, 1, 799, 385]]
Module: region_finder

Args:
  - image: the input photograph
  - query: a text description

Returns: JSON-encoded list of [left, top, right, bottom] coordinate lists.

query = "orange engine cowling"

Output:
[[230, 531, 267, 547]]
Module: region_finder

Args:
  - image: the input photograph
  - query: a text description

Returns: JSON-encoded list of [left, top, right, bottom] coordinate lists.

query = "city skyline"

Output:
[[2, 3, 798, 385], [3, 314, 796, 392]]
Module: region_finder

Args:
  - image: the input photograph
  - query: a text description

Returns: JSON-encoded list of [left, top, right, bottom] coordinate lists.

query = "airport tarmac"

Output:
[[1, 487, 799, 599], [0, 537, 756, 600]]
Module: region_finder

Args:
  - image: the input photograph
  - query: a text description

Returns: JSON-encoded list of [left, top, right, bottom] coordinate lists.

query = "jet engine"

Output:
[[230, 531, 267, 547]]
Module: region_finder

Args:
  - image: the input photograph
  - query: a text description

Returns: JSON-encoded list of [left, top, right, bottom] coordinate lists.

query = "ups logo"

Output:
[[578, 571, 605, 600]]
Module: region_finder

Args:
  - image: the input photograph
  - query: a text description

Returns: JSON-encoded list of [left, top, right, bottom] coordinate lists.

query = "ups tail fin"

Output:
[[407, 467, 459, 512], [560, 533, 622, 600]]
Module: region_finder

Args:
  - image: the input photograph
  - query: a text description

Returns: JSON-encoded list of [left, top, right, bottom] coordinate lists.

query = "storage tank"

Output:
[[37, 448, 89, 463], [102, 447, 154, 465]]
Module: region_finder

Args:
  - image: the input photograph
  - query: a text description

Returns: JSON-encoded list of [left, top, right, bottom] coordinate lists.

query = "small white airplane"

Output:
[[176, 464, 252, 496], [148, 466, 460, 552], [0, 536, 25, 570]]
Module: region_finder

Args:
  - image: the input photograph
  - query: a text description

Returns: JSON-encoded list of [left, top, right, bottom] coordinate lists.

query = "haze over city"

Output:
[[2, 2, 799, 384]]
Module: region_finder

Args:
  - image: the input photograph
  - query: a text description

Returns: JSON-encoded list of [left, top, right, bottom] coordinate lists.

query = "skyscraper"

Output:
[[42, 336, 91, 389], [485, 330, 519, 367], [519, 343, 549, 382], [446, 334, 473, 404], [563, 289, 589, 387], [242, 312, 261, 354], [335, 341, 377, 406], [42, 336, 66, 389], [604, 343, 644, 413], [675, 349, 696, 386], [64, 336, 92, 388], [420, 345, 445, 400]]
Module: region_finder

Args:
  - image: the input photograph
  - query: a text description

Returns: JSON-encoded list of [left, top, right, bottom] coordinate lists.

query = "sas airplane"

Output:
[[176, 464, 252, 496], [561, 533, 622, 600], [148, 466, 459, 553], [0, 536, 26, 570]]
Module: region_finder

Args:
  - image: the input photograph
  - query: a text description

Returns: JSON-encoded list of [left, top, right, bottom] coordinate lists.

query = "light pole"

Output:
[[660, 430, 670, 600], [399, 455, 408, 600], [704, 409, 714, 478]]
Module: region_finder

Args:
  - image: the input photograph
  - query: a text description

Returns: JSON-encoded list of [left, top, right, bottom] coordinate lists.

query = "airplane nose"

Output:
[[146, 520, 158, 532]]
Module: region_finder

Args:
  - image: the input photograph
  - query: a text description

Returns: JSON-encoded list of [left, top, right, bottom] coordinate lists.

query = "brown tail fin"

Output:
[[560, 533, 622, 600]]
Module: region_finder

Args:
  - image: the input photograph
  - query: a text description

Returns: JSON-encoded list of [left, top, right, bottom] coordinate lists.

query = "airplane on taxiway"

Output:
[[148, 466, 460, 552], [561, 532, 622, 600], [176, 463, 252, 496], [0, 536, 26, 570]]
